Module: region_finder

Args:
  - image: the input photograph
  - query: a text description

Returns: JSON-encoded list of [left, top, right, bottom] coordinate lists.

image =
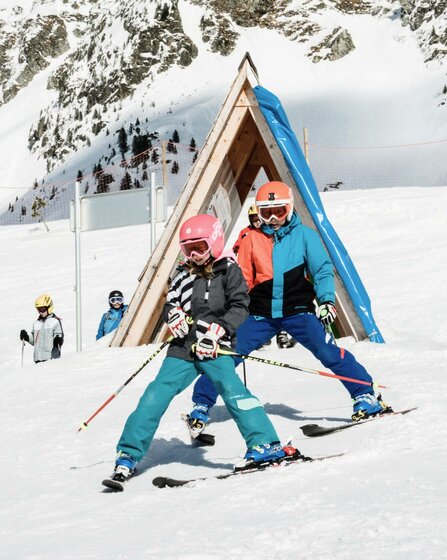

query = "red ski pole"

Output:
[[217, 348, 388, 389], [77, 339, 171, 432]]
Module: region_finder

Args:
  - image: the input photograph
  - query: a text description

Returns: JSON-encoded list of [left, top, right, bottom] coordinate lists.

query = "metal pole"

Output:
[[75, 181, 82, 352], [150, 171, 156, 253]]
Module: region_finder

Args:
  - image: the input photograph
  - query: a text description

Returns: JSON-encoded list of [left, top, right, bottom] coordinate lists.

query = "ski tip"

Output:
[[152, 477, 168, 488], [102, 479, 125, 492], [299, 424, 320, 436], [193, 433, 215, 446]]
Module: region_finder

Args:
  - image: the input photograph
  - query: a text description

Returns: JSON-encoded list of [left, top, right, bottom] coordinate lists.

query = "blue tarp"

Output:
[[253, 85, 384, 343]]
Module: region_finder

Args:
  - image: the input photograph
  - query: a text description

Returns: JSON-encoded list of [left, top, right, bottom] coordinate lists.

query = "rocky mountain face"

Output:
[[0, 0, 445, 175]]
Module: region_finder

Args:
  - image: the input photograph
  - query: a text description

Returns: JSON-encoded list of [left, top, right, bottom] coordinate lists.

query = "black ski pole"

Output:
[[78, 338, 171, 432], [242, 361, 247, 387]]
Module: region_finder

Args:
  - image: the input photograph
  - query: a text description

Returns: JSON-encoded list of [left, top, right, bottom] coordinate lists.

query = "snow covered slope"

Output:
[[1, 186, 446, 559]]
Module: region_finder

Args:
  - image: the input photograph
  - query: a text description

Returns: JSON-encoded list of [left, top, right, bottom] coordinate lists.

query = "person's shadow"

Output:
[[207, 403, 347, 424], [134, 437, 234, 477]]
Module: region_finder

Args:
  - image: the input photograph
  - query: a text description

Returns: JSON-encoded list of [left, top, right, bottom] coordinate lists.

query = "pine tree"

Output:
[[77, 170, 83, 182], [118, 127, 129, 158], [189, 137, 196, 152], [172, 129, 180, 143], [31, 197, 49, 231], [171, 161, 179, 174], [151, 149, 159, 164], [120, 172, 132, 190]]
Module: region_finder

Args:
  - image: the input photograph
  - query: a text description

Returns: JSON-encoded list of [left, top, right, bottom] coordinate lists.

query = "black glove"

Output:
[[54, 336, 63, 347], [20, 329, 29, 342]]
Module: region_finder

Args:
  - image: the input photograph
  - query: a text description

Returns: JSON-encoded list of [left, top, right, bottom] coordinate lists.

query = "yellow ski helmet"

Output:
[[248, 204, 258, 218], [35, 294, 53, 314]]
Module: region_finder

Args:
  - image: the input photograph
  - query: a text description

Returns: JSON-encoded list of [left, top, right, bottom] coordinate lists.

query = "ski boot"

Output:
[[352, 393, 393, 421], [187, 403, 209, 438], [102, 452, 136, 491], [235, 443, 306, 472], [276, 331, 296, 349]]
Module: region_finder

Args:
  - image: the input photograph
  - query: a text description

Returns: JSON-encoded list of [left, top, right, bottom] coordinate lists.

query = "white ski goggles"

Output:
[[257, 205, 289, 223]]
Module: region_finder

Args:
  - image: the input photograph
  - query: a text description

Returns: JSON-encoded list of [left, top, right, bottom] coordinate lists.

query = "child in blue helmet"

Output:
[[96, 290, 128, 340]]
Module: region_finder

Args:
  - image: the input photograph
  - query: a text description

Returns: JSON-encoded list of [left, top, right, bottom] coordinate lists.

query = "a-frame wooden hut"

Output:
[[111, 53, 381, 347]]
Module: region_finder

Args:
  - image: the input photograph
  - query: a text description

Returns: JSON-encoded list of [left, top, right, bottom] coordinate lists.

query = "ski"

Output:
[[181, 413, 215, 446], [102, 470, 135, 492], [152, 452, 344, 489], [300, 407, 418, 438]]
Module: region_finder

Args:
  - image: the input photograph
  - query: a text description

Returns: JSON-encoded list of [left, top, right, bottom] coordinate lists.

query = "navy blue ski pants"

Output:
[[192, 313, 374, 408]]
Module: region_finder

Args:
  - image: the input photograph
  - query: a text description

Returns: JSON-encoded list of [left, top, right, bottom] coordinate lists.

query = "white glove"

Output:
[[167, 307, 190, 338], [195, 323, 226, 360], [317, 302, 337, 326]]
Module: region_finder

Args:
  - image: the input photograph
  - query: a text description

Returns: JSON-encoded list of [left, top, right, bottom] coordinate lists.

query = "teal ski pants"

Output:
[[117, 356, 279, 462]]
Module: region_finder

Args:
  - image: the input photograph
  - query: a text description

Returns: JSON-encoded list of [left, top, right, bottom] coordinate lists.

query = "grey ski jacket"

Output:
[[163, 256, 249, 361], [29, 314, 64, 363]]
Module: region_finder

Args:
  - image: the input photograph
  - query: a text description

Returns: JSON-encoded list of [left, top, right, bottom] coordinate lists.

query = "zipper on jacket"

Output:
[[204, 279, 210, 302]]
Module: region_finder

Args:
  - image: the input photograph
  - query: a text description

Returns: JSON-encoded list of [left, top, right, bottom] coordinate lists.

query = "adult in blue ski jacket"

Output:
[[188, 182, 393, 429], [96, 290, 128, 340]]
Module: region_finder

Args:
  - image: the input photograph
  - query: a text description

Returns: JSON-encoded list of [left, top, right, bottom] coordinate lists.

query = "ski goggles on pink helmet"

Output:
[[179, 238, 211, 260]]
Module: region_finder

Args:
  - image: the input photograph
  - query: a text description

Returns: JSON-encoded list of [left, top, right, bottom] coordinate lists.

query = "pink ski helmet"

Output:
[[179, 214, 225, 263]]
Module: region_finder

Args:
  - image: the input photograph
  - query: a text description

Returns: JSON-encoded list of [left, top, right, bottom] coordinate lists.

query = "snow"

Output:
[[1, 186, 446, 559]]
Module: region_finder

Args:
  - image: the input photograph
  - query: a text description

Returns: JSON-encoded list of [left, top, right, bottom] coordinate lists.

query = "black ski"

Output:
[[181, 413, 215, 446], [102, 470, 135, 492], [152, 452, 344, 489], [300, 407, 417, 438]]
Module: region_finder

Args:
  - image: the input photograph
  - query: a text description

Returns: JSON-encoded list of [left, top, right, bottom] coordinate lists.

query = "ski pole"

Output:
[[242, 361, 247, 388], [20, 340, 25, 367], [77, 338, 171, 432], [217, 348, 388, 389]]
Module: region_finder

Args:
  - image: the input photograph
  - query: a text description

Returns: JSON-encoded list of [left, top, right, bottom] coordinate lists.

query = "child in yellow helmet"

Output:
[[20, 295, 64, 363]]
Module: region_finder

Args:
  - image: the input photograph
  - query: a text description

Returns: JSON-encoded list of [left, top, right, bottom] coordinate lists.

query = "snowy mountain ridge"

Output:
[[0, 0, 446, 215]]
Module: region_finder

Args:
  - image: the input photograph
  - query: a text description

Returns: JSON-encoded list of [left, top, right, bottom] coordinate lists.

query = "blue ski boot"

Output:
[[102, 452, 136, 491], [113, 452, 136, 482], [352, 393, 392, 421], [235, 442, 287, 471], [187, 403, 209, 437]]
